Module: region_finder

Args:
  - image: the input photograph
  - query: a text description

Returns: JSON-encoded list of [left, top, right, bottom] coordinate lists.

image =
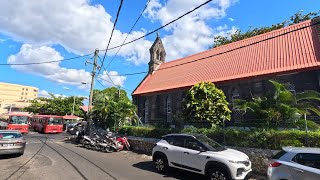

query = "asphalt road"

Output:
[[0, 132, 210, 180], [0, 132, 266, 180]]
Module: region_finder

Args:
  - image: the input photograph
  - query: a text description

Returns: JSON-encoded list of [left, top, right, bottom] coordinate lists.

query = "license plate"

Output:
[[2, 144, 14, 147]]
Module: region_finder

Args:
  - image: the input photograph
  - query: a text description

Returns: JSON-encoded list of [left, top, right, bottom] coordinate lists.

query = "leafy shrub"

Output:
[[119, 126, 320, 149], [280, 139, 303, 147], [294, 120, 320, 130]]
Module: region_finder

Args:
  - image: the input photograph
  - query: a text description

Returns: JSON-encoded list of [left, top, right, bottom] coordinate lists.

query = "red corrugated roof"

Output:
[[133, 19, 320, 95]]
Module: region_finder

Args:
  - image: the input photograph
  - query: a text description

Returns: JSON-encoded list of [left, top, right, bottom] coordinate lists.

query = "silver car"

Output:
[[0, 130, 26, 156], [268, 146, 320, 180]]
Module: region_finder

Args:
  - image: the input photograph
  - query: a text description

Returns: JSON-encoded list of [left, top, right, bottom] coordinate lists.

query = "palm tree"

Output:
[[233, 80, 320, 127]]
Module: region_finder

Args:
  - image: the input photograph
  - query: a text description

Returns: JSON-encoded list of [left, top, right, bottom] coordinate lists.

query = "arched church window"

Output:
[[144, 99, 149, 123], [166, 96, 172, 123], [285, 82, 295, 94], [231, 88, 240, 102]]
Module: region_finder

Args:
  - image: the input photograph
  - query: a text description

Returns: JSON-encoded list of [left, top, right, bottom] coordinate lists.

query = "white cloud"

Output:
[[0, 38, 5, 43], [1, 0, 237, 67], [144, 0, 238, 61], [7, 44, 126, 88], [98, 71, 126, 87], [0, 0, 151, 65], [38, 90, 50, 97], [228, 17, 235, 22]]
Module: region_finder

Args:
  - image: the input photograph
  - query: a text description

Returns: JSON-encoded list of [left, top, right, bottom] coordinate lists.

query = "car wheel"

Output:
[[153, 155, 168, 173], [208, 168, 230, 180]]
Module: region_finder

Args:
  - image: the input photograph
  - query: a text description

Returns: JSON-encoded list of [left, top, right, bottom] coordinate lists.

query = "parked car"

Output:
[[152, 134, 252, 180], [0, 130, 26, 156], [66, 123, 78, 134], [267, 146, 320, 180]]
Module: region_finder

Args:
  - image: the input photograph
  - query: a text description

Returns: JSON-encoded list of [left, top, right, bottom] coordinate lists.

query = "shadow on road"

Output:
[[132, 161, 206, 180], [0, 154, 21, 160]]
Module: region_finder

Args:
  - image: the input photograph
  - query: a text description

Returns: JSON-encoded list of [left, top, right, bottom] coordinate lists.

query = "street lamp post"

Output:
[[63, 87, 75, 116]]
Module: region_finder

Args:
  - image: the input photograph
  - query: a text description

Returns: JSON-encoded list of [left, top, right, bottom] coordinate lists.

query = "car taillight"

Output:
[[269, 162, 281, 167]]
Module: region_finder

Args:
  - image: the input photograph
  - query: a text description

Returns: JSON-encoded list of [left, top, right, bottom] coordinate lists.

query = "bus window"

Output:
[[10, 116, 28, 125], [48, 118, 63, 125]]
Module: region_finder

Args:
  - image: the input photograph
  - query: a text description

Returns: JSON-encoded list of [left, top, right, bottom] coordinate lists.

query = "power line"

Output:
[[106, 20, 320, 77], [98, 0, 124, 76], [99, 0, 213, 51], [97, 55, 117, 87], [95, 77, 107, 88], [0, 53, 93, 66], [105, 0, 151, 69], [97, 76, 133, 92]]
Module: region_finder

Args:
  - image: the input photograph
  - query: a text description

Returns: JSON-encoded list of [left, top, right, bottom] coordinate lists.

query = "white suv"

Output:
[[152, 134, 252, 180]]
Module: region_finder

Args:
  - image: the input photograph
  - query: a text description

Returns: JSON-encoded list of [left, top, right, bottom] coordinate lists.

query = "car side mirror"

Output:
[[199, 149, 206, 152]]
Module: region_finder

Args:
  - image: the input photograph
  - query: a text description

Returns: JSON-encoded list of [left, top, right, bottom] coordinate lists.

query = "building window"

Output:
[[21, 97, 23, 99], [26, 88, 28, 91], [34, 89, 38, 92], [21, 92, 24, 95], [22, 88, 24, 90], [144, 99, 149, 123], [284, 83, 295, 94], [231, 88, 240, 102], [254, 82, 263, 92], [25, 93, 28, 95], [166, 96, 172, 123]]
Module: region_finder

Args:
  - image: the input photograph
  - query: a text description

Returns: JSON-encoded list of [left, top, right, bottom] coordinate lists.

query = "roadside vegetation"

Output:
[[120, 79, 320, 150], [211, 11, 319, 48], [24, 93, 85, 116]]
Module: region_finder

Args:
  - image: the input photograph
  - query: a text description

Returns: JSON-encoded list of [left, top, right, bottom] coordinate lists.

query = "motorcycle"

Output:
[[103, 133, 124, 152], [92, 134, 114, 153], [116, 136, 130, 150], [81, 135, 96, 150]]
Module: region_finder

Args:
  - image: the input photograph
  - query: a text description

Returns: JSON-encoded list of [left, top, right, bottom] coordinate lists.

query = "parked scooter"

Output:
[[92, 133, 114, 153], [81, 135, 97, 150], [103, 133, 123, 152], [116, 136, 130, 150]]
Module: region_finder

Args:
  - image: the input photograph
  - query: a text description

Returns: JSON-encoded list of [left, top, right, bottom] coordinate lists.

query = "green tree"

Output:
[[92, 87, 137, 129], [183, 82, 231, 126], [212, 11, 319, 48], [25, 94, 85, 116]]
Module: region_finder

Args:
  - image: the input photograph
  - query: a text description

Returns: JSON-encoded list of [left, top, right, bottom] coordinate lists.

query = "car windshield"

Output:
[[195, 135, 226, 152], [10, 116, 28, 125], [48, 117, 63, 125], [0, 132, 22, 139]]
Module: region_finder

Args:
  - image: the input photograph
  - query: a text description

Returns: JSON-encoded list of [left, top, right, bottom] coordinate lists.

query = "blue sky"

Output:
[[0, 0, 319, 100]]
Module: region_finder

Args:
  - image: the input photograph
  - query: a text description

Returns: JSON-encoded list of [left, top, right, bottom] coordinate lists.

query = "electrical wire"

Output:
[[96, 76, 133, 92], [105, 0, 151, 69], [99, 0, 213, 51], [98, 0, 124, 76], [0, 53, 93, 66], [106, 20, 320, 77], [97, 55, 117, 87], [95, 77, 107, 88]]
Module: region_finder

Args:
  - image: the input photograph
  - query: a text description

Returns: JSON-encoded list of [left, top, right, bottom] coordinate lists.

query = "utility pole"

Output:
[[86, 49, 99, 135]]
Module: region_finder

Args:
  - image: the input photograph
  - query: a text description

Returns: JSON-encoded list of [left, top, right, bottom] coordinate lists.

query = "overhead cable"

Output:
[[0, 53, 93, 66], [98, 0, 124, 75], [99, 0, 213, 51], [106, 20, 320, 77], [105, 0, 151, 69]]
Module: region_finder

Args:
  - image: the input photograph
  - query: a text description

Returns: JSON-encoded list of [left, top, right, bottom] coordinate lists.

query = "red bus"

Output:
[[7, 114, 30, 134], [31, 115, 63, 133]]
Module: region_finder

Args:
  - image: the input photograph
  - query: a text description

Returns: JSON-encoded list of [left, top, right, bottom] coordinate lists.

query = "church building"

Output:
[[132, 18, 320, 125]]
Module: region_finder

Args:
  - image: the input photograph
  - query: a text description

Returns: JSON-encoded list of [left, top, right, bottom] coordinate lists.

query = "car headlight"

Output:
[[229, 160, 250, 166], [229, 160, 242, 164]]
